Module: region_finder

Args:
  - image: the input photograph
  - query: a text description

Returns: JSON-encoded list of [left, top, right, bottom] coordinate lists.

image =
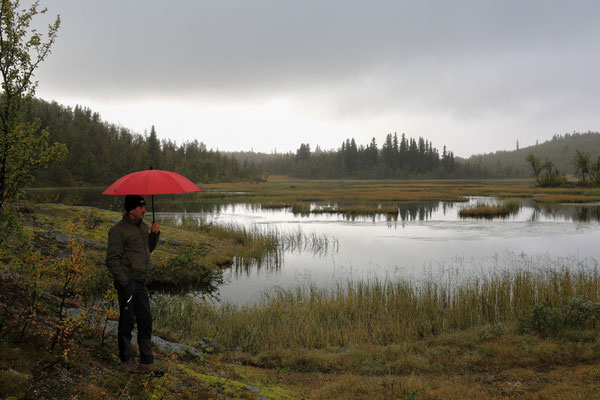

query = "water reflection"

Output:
[[530, 203, 600, 223], [173, 199, 600, 304], [398, 202, 446, 221]]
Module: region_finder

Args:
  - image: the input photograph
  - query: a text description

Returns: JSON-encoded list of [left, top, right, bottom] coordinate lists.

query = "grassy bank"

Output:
[[0, 203, 301, 399], [19, 203, 283, 293], [148, 260, 600, 398]]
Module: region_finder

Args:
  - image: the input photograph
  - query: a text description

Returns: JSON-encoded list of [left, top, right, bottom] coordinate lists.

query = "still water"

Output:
[[157, 198, 600, 305]]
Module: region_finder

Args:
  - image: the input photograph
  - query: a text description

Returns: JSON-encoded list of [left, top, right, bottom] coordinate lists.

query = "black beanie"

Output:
[[124, 195, 145, 212]]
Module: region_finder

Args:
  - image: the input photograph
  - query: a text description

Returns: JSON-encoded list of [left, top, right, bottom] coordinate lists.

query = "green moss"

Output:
[[178, 363, 301, 399]]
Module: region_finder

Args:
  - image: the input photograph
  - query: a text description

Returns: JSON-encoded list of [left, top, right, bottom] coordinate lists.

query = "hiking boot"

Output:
[[138, 362, 165, 376], [120, 358, 136, 373]]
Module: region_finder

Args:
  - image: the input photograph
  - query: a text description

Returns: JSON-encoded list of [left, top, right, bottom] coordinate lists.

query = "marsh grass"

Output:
[[533, 193, 600, 204], [152, 256, 600, 354], [459, 200, 520, 219], [194, 179, 476, 205]]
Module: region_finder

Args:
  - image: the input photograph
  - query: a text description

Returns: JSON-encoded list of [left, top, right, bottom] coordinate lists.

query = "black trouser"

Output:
[[115, 280, 154, 364]]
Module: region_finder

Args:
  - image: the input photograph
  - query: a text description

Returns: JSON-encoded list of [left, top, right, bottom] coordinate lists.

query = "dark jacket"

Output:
[[106, 214, 159, 287]]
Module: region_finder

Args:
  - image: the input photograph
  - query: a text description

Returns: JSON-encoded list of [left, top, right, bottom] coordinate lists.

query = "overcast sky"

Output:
[[34, 0, 600, 157]]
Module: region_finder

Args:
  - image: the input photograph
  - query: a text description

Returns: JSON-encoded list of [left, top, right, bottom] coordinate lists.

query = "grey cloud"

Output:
[[40, 0, 599, 95], [33, 0, 600, 155]]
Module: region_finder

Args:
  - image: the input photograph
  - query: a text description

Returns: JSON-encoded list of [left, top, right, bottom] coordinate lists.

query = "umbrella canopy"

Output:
[[102, 169, 201, 195], [102, 169, 201, 222]]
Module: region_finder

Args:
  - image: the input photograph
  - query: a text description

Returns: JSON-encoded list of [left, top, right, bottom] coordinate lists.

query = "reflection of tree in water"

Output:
[[531, 204, 600, 222], [398, 202, 441, 222], [302, 201, 447, 222]]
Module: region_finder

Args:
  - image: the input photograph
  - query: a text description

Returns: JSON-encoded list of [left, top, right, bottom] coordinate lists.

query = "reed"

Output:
[[279, 227, 339, 256], [152, 261, 600, 353]]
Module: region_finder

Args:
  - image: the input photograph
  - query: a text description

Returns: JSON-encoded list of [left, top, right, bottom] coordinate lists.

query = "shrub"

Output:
[[518, 297, 600, 336], [149, 243, 222, 292], [0, 369, 29, 399]]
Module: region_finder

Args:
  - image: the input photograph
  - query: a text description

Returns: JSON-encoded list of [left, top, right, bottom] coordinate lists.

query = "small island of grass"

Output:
[[459, 200, 520, 219]]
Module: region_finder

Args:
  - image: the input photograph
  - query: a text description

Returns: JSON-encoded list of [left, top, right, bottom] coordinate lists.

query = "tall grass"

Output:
[[152, 257, 600, 353]]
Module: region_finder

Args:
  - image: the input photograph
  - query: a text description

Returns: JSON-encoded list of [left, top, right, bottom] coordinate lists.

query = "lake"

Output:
[[156, 197, 600, 305]]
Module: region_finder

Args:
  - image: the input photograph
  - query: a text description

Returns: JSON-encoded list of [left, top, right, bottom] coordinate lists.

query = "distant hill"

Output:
[[461, 131, 600, 178]]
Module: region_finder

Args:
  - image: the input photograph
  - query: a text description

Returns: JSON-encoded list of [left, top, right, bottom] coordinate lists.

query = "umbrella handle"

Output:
[[152, 194, 155, 223]]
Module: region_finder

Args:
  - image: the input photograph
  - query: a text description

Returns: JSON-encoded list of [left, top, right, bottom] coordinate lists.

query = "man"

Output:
[[106, 194, 160, 373]]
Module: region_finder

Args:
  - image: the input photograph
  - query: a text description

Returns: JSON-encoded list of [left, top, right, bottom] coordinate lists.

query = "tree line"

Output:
[[240, 133, 459, 179], [22, 98, 467, 184], [26, 99, 262, 186], [24, 98, 600, 185]]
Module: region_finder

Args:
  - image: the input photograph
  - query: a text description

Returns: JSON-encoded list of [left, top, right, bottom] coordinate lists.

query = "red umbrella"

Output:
[[102, 169, 201, 222]]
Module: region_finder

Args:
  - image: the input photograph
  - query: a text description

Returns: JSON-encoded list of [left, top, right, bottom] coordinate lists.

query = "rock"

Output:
[[196, 337, 225, 354], [36, 231, 107, 250], [67, 308, 203, 360], [159, 237, 184, 246], [247, 385, 273, 400]]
